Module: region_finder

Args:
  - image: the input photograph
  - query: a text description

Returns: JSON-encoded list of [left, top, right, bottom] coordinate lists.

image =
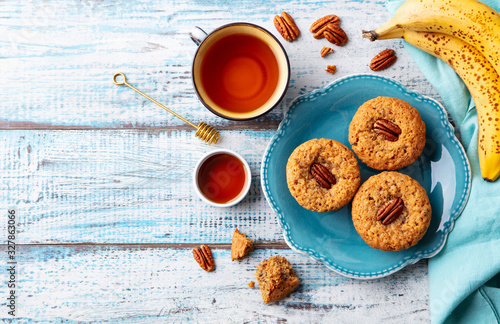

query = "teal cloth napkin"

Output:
[[385, 1, 500, 323]]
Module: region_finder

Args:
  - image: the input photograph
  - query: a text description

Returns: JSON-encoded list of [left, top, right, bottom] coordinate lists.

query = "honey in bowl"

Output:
[[200, 33, 280, 113], [197, 153, 248, 204]]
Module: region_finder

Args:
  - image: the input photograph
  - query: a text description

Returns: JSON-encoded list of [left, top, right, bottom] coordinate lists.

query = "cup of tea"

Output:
[[193, 149, 252, 207], [191, 23, 290, 120]]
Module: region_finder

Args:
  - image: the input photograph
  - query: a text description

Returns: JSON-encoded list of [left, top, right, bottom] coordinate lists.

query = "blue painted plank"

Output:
[[0, 0, 440, 129], [0, 129, 283, 244], [0, 245, 429, 322]]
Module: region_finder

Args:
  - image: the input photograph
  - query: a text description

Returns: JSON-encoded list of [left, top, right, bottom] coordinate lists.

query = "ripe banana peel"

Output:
[[363, 0, 500, 77], [362, 0, 500, 181], [400, 30, 500, 181]]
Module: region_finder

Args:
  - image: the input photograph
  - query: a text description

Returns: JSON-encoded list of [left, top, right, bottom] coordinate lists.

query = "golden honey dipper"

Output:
[[113, 72, 220, 144]]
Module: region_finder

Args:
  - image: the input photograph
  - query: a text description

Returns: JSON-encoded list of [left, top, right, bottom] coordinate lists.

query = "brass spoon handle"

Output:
[[113, 72, 220, 144], [113, 72, 197, 128]]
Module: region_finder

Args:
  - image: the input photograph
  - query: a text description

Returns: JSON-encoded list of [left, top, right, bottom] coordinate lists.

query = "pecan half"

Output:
[[193, 244, 215, 272], [325, 65, 337, 74], [376, 198, 404, 225], [282, 12, 300, 38], [323, 24, 348, 46], [312, 24, 330, 39], [370, 49, 397, 71], [274, 12, 300, 42], [320, 46, 334, 57], [310, 163, 336, 189], [310, 14, 340, 34], [373, 119, 402, 141]]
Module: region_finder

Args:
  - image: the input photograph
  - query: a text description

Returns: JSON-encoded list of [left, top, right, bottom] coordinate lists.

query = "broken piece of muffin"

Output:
[[255, 256, 300, 303], [231, 228, 254, 261]]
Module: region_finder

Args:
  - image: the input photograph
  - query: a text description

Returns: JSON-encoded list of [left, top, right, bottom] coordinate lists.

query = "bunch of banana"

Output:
[[362, 0, 500, 182]]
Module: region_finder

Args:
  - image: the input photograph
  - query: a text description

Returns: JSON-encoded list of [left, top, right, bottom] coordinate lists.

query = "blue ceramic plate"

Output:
[[261, 74, 471, 279]]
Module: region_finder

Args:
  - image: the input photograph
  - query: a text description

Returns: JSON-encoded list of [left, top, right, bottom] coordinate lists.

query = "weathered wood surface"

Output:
[[0, 0, 436, 321], [0, 0, 439, 129], [1, 246, 429, 323], [1, 129, 279, 244]]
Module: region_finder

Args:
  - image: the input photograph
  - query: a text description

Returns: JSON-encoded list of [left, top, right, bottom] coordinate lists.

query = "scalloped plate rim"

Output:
[[260, 73, 471, 279]]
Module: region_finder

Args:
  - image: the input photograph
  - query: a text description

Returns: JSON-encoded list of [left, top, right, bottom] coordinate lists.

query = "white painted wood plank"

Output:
[[1, 129, 285, 244], [1, 245, 429, 323], [0, 1, 436, 321], [0, 0, 441, 129]]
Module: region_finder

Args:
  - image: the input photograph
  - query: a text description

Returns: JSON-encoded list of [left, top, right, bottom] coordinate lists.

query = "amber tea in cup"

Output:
[[197, 153, 246, 203], [200, 33, 280, 113], [192, 23, 290, 120], [193, 149, 252, 207]]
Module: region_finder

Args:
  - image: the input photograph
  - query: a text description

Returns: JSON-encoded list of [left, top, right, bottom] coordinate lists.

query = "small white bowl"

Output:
[[193, 149, 252, 207]]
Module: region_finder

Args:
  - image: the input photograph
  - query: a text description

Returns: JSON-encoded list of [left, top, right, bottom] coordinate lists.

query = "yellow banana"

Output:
[[400, 30, 500, 181], [362, 0, 500, 77]]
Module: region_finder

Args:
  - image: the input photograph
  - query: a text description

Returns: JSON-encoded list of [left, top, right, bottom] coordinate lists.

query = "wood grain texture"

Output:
[[0, 0, 441, 129], [0, 245, 429, 323], [0, 0, 438, 321], [0, 129, 281, 244]]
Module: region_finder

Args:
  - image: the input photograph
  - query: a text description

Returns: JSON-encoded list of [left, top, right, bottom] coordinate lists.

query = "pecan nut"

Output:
[[320, 46, 334, 57], [282, 12, 300, 38], [370, 49, 397, 71], [325, 65, 337, 74], [310, 163, 336, 189], [312, 23, 331, 39], [274, 12, 300, 42], [323, 24, 348, 46], [193, 244, 215, 272], [373, 119, 402, 141], [310, 14, 340, 35], [376, 198, 404, 225]]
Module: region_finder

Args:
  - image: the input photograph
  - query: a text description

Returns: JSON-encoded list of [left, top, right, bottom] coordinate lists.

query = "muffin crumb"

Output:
[[256, 256, 300, 303], [231, 228, 254, 261]]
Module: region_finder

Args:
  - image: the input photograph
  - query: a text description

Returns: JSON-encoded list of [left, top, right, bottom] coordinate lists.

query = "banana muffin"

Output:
[[231, 228, 253, 261], [348, 96, 426, 170], [351, 171, 432, 251], [286, 138, 361, 212], [256, 256, 300, 304]]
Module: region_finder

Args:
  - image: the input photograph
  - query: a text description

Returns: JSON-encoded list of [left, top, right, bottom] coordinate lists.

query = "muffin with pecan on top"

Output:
[[348, 96, 426, 170], [286, 138, 361, 212], [351, 171, 431, 251]]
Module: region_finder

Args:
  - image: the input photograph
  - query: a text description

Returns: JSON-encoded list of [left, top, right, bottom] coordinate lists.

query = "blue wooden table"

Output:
[[0, 0, 439, 322]]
